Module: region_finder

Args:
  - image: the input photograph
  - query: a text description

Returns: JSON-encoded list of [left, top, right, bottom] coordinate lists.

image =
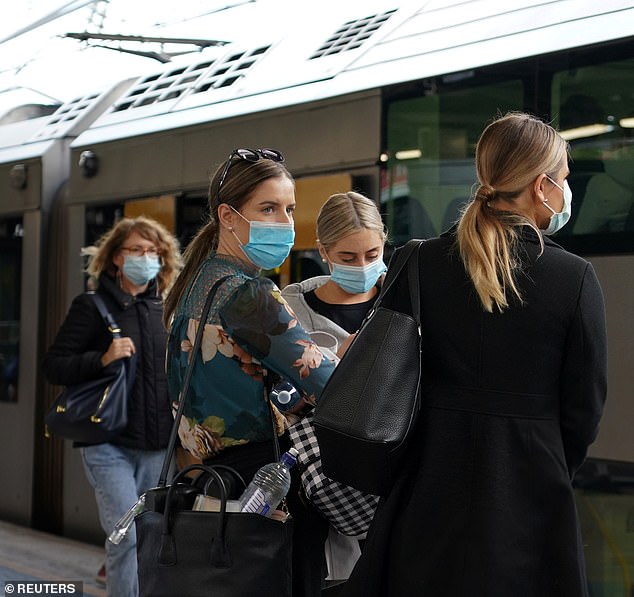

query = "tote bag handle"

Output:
[[157, 275, 282, 487], [157, 275, 233, 487]]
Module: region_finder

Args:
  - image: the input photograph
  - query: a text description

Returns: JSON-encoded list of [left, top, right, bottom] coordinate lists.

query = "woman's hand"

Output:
[[101, 337, 136, 367]]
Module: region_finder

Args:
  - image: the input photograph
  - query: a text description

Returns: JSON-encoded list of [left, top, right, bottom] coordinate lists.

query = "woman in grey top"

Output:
[[282, 191, 387, 585], [282, 191, 387, 355]]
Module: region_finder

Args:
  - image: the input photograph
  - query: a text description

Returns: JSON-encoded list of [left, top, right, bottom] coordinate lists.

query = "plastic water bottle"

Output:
[[108, 493, 146, 544], [269, 380, 302, 412], [239, 448, 298, 517]]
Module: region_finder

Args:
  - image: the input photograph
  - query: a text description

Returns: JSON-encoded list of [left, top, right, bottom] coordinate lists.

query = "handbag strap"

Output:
[[373, 239, 424, 326], [406, 241, 422, 327], [157, 275, 233, 487], [264, 373, 281, 463], [89, 292, 122, 339]]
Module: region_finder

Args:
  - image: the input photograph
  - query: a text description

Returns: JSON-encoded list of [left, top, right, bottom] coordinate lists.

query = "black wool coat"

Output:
[[343, 228, 607, 597], [43, 274, 173, 449]]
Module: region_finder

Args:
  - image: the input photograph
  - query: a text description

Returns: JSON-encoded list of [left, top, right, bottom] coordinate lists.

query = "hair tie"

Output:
[[477, 184, 496, 201]]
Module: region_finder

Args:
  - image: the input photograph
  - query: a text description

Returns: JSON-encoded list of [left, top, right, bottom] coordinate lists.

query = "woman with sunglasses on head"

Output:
[[43, 216, 182, 597], [164, 148, 336, 597]]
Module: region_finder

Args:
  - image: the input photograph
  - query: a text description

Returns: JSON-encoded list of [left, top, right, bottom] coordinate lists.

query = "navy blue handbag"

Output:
[[45, 292, 135, 443]]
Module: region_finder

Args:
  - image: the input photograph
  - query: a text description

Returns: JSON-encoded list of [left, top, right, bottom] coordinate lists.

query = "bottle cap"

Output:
[[282, 448, 298, 467], [270, 381, 300, 410], [277, 390, 292, 404]]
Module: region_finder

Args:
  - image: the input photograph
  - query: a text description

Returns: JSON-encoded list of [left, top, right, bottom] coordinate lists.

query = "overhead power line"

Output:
[[0, 0, 98, 45]]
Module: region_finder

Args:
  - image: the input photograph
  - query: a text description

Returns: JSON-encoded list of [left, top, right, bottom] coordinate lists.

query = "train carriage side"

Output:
[[0, 124, 55, 528], [0, 81, 134, 540]]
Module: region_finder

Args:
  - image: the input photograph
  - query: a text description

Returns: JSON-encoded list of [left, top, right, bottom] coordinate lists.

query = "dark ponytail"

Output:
[[163, 222, 217, 327]]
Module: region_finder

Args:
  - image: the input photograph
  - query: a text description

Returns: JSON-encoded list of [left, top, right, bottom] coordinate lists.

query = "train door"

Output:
[[0, 158, 47, 527], [0, 217, 21, 404]]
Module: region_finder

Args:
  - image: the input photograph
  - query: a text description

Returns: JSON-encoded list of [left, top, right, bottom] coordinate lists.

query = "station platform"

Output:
[[0, 520, 105, 596], [0, 520, 347, 596]]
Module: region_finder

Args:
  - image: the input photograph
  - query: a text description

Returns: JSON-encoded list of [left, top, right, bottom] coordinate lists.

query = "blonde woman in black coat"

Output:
[[342, 112, 607, 597]]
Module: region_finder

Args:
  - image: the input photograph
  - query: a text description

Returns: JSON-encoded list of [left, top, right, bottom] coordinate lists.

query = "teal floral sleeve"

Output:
[[220, 277, 335, 401], [166, 258, 335, 462]]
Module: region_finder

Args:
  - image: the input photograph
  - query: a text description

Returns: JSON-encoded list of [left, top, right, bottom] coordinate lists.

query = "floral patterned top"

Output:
[[166, 253, 336, 461]]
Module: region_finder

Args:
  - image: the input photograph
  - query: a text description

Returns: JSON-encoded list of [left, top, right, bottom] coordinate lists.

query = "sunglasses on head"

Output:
[[216, 148, 285, 197]]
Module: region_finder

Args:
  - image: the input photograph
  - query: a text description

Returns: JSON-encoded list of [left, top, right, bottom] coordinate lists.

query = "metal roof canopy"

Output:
[[0, 80, 133, 215], [0, 79, 134, 163]]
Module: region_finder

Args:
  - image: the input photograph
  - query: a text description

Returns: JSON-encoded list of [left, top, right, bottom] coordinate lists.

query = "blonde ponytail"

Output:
[[457, 188, 524, 313], [457, 112, 567, 312]]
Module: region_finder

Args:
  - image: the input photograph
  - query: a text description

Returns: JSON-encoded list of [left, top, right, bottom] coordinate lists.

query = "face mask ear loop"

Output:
[[226, 205, 250, 253], [230, 228, 245, 247], [323, 252, 334, 275], [542, 199, 557, 216], [229, 205, 251, 226], [229, 228, 253, 267], [542, 175, 560, 215]]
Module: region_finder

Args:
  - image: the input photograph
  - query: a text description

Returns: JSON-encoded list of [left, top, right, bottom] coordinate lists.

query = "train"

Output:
[[1, 0, 632, 591]]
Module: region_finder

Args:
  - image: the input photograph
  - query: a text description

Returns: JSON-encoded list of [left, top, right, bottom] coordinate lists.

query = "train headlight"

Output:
[[9, 164, 27, 189], [79, 150, 99, 178]]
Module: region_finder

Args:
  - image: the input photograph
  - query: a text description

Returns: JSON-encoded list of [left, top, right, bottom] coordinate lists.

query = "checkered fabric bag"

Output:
[[289, 412, 379, 536]]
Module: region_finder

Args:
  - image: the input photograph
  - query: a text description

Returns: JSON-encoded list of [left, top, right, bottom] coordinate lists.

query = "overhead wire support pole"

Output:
[[64, 32, 229, 48]]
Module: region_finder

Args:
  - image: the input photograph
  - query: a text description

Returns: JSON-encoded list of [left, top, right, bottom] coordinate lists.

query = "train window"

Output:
[[550, 56, 634, 254], [383, 46, 634, 256], [578, 488, 634, 594], [85, 205, 125, 246], [0, 217, 22, 402], [290, 249, 328, 283], [383, 79, 523, 246], [175, 196, 207, 249]]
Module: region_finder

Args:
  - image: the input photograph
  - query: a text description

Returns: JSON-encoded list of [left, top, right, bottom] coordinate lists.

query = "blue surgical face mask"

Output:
[[542, 177, 572, 235], [231, 207, 295, 270], [330, 259, 387, 294], [122, 254, 161, 285]]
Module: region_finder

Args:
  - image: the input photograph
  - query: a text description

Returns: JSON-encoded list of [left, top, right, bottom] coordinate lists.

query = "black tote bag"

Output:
[[45, 292, 135, 443], [135, 276, 293, 597], [136, 464, 293, 597], [313, 240, 424, 496]]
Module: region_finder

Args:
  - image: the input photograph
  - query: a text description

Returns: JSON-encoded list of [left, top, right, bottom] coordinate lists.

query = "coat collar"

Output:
[[441, 222, 565, 252], [98, 273, 159, 310]]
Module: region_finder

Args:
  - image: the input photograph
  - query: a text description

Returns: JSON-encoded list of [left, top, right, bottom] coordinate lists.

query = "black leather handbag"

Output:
[[136, 463, 293, 597], [313, 240, 424, 496], [135, 276, 294, 597], [45, 292, 135, 443]]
